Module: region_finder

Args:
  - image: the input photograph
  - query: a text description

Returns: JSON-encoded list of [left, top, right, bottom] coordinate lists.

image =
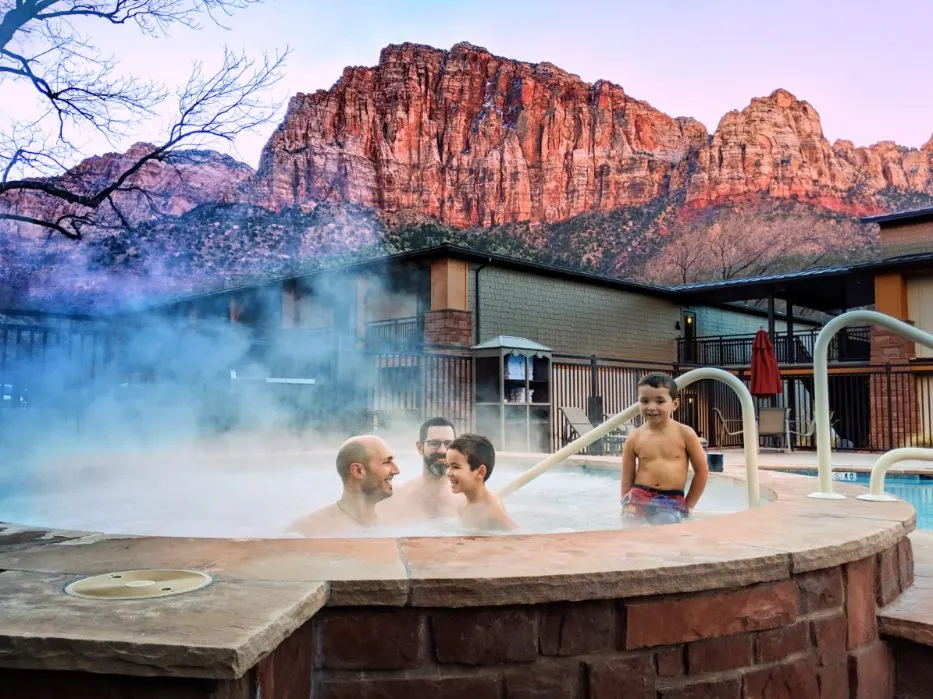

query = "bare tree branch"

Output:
[[0, 0, 282, 239], [1, 211, 83, 238]]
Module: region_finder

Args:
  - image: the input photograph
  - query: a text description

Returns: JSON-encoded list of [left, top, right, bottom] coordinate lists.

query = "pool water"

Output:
[[784, 469, 933, 530], [0, 454, 757, 538]]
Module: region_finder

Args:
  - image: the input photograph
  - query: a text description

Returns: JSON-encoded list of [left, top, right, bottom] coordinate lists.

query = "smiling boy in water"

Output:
[[620, 373, 708, 525], [446, 434, 517, 531]]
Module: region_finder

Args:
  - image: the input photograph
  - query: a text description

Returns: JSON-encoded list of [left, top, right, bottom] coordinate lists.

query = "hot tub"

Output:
[[0, 447, 763, 538], [0, 442, 917, 699]]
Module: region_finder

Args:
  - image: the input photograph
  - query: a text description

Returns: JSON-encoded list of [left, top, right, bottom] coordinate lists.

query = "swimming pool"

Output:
[[780, 468, 933, 529]]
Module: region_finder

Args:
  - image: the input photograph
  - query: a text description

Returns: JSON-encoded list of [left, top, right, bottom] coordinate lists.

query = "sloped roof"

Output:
[[861, 207, 933, 226], [471, 335, 553, 352]]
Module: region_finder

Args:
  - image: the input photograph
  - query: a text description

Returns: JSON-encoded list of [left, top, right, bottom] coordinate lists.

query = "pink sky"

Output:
[[2, 0, 931, 169]]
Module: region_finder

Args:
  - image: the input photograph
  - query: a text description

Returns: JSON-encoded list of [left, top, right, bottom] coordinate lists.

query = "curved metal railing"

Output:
[[855, 448, 933, 502], [496, 367, 762, 507], [810, 310, 933, 500]]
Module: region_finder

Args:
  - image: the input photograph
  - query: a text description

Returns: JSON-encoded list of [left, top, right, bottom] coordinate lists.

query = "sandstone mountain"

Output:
[[2, 41, 933, 309], [256, 42, 933, 223]]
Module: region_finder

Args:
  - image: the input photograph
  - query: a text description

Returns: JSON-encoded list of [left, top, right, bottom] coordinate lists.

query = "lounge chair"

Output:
[[559, 406, 627, 455]]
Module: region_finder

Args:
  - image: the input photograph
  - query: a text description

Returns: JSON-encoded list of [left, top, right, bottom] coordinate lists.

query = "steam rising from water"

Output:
[[1, 449, 755, 538], [0, 260, 429, 532]]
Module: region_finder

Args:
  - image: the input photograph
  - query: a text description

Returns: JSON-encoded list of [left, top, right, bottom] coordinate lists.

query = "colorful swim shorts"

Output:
[[621, 484, 688, 525]]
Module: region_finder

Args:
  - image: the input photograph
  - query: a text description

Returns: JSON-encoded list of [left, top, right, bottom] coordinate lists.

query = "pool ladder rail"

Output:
[[810, 310, 933, 501]]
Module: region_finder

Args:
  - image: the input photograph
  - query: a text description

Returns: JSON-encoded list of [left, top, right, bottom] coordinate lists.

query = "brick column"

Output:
[[869, 274, 919, 448], [423, 309, 474, 347], [871, 327, 915, 366], [421, 309, 474, 434]]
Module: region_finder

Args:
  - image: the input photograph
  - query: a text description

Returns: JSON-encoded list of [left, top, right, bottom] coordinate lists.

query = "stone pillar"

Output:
[[870, 273, 918, 449], [424, 309, 473, 347], [870, 273, 913, 365], [423, 259, 475, 430], [427, 259, 473, 348]]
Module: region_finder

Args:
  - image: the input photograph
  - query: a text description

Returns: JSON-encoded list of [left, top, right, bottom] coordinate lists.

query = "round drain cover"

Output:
[[64, 569, 212, 600]]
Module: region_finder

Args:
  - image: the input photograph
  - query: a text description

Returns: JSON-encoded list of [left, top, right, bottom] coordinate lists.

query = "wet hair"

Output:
[[637, 372, 680, 400], [419, 417, 456, 442], [336, 437, 372, 481], [449, 434, 495, 481]]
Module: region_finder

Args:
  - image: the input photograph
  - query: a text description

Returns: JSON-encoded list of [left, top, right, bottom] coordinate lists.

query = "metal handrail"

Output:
[[856, 448, 933, 502], [678, 325, 870, 366], [497, 367, 761, 507], [811, 310, 933, 500]]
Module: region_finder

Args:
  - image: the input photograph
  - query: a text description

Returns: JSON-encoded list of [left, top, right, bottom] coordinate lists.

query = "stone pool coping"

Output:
[[0, 468, 916, 680], [879, 530, 933, 646]]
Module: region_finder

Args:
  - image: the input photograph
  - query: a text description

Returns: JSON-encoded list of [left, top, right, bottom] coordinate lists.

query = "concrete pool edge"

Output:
[[0, 468, 916, 681]]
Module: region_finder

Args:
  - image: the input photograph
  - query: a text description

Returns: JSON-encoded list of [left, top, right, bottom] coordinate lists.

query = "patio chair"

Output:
[[559, 406, 627, 455], [714, 407, 743, 447], [789, 411, 839, 446], [758, 407, 791, 453]]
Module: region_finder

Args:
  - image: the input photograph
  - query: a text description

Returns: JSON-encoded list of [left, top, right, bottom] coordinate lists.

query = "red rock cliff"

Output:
[[256, 43, 933, 225], [256, 42, 708, 227]]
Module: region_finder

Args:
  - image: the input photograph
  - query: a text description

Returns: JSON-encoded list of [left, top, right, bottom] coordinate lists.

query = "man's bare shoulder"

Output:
[[287, 504, 344, 537], [378, 480, 416, 507]]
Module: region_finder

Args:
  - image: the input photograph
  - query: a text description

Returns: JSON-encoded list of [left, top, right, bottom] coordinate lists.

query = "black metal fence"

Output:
[[549, 350, 933, 454], [678, 326, 871, 366], [0, 321, 120, 423], [371, 350, 473, 435], [697, 364, 933, 452], [365, 316, 424, 353], [0, 313, 473, 440]]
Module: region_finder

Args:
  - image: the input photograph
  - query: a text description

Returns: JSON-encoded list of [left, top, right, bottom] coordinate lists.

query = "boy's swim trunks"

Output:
[[621, 484, 688, 524]]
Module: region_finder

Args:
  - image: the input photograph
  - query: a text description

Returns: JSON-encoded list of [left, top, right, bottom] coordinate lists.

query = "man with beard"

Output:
[[377, 417, 464, 523], [287, 435, 399, 536]]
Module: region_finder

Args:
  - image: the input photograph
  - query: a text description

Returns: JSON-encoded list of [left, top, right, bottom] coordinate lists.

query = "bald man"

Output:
[[287, 435, 400, 537]]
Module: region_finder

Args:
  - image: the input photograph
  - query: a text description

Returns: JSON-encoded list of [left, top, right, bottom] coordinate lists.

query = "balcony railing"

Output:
[[677, 326, 871, 366], [365, 316, 424, 352]]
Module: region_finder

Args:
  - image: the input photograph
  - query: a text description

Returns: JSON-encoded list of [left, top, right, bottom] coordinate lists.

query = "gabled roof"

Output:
[[670, 264, 856, 293], [143, 243, 677, 312], [472, 335, 553, 352]]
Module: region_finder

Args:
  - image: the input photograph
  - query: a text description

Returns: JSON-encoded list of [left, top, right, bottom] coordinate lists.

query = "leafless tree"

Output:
[[644, 203, 876, 286], [0, 0, 287, 239], [653, 226, 711, 285]]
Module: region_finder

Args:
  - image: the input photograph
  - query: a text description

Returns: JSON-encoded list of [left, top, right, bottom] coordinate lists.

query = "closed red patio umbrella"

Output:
[[750, 329, 782, 397]]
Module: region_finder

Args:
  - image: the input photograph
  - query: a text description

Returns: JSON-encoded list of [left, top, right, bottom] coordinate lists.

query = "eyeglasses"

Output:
[[424, 439, 453, 449]]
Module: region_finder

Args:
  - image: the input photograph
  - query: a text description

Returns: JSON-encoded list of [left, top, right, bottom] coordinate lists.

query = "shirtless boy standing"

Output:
[[620, 373, 708, 525], [446, 434, 517, 531]]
